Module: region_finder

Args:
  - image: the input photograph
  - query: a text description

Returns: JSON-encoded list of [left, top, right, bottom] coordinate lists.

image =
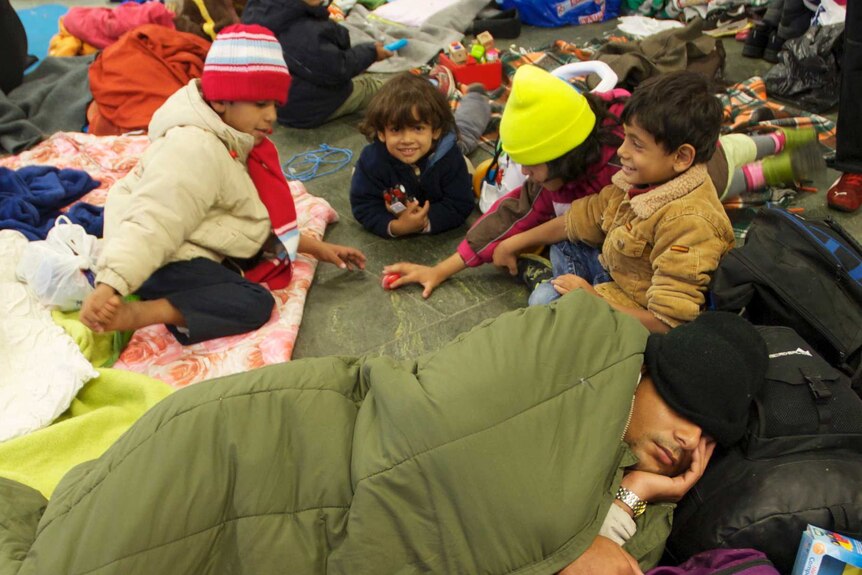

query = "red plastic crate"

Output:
[[438, 53, 502, 91]]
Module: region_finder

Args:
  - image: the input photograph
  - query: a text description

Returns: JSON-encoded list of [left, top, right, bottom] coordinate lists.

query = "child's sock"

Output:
[[727, 142, 825, 197]]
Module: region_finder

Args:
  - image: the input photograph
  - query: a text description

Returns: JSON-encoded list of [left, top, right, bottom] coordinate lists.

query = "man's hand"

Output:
[[557, 536, 643, 575], [623, 437, 716, 504], [382, 262, 445, 298], [389, 200, 430, 236], [552, 274, 598, 297], [491, 237, 521, 275], [315, 242, 367, 271]]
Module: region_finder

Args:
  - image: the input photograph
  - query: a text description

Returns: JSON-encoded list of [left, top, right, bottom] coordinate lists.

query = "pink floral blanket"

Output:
[[1, 132, 338, 388]]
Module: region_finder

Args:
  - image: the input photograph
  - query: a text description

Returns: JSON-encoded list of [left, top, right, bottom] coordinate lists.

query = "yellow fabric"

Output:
[[49, 17, 98, 57], [52, 309, 114, 367], [499, 65, 596, 166], [0, 369, 171, 498], [192, 0, 217, 40]]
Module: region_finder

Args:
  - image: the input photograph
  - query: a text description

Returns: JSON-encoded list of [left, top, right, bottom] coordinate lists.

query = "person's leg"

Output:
[[827, 0, 862, 212], [136, 258, 275, 345], [0, 0, 28, 94], [455, 84, 491, 155], [527, 241, 608, 306], [326, 74, 387, 122], [721, 130, 819, 199]]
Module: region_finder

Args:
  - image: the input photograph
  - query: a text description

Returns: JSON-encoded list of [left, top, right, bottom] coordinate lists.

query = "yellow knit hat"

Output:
[[500, 65, 597, 166]]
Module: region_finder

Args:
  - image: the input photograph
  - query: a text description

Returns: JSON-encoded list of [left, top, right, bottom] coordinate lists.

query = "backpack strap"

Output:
[[802, 367, 833, 434]]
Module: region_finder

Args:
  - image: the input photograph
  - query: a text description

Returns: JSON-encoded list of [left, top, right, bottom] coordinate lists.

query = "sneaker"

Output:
[[517, 253, 553, 292], [742, 23, 775, 58], [826, 173, 862, 213], [427, 64, 455, 99]]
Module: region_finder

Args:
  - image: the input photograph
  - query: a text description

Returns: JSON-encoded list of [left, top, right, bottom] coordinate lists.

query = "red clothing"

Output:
[[88, 24, 211, 135]]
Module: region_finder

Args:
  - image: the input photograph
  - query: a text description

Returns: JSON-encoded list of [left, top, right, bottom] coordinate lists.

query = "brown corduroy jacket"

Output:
[[565, 163, 735, 327]]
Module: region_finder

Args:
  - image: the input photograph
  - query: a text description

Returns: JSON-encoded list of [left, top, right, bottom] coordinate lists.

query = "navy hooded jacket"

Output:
[[350, 132, 475, 237], [242, 0, 378, 128]]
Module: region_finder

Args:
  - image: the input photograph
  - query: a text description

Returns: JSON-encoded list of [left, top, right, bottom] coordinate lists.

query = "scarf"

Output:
[[243, 137, 299, 290]]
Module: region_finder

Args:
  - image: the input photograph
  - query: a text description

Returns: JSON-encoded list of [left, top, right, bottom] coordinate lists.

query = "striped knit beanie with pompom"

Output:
[[201, 24, 291, 105]]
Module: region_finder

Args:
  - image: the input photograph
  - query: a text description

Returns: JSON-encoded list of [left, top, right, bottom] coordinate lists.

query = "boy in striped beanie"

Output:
[[81, 24, 366, 345]]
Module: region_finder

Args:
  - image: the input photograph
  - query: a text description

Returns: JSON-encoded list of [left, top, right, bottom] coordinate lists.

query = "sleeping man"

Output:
[[2, 291, 766, 575]]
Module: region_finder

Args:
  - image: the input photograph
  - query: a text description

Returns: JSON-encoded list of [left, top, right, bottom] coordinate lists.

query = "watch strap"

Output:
[[615, 486, 647, 518]]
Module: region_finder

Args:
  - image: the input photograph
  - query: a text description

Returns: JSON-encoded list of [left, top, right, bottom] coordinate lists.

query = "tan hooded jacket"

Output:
[[565, 164, 735, 327]]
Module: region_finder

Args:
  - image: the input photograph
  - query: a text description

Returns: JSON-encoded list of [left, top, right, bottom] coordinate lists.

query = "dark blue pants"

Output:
[[137, 258, 275, 345]]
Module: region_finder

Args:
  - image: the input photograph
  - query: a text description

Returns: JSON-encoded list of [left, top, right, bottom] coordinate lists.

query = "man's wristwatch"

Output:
[[615, 486, 647, 518]]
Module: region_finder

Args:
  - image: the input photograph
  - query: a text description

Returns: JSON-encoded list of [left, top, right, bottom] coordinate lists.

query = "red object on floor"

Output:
[[826, 172, 862, 213], [438, 53, 502, 91], [381, 273, 401, 290]]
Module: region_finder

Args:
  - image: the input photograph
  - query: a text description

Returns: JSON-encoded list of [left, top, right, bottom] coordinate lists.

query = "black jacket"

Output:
[[242, 0, 377, 128], [350, 133, 475, 238]]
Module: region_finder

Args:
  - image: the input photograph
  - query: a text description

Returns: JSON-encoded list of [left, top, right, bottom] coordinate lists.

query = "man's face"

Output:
[[623, 374, 705, 476]]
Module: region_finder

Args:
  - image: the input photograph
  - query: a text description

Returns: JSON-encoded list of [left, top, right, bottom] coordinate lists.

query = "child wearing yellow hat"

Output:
[[495, 70, 736, 332], [383, 64, 629, 297]]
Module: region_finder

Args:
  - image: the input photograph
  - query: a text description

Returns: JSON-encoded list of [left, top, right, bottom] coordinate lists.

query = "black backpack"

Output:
[[745, 325, 862, 459], [709, 206, 862, 386]]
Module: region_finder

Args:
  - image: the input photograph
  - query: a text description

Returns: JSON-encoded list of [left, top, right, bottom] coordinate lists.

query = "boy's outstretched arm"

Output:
[[384, 253, 466, 298], [298, 233, 366, 270]]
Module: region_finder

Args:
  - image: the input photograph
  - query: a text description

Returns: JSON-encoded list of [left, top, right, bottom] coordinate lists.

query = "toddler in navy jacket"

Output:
[[350, 73, 475, 238]]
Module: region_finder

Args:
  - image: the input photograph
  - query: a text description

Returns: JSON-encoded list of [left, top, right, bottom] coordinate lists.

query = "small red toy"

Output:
[[381, 273, 401, 290]]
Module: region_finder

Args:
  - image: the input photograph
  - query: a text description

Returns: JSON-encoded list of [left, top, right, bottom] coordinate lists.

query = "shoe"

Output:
[[427, 64, 455, 99], [742, 23, 774, 58], [826, 172, 862, 213], [517, 253, 553, 292], [703, 4, 749, 36], [762, 31, 786, 63]]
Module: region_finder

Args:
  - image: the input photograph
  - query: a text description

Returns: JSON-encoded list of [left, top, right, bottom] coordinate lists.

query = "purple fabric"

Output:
[[647, 549, 779, 575]]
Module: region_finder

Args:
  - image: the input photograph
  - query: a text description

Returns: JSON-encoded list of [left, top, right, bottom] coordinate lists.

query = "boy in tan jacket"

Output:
[[494, 71, 735, 332], [80, 24, 364, 344]]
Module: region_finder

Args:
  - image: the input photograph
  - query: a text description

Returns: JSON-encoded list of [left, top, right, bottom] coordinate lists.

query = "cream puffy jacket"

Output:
[[95, 80, 271, 296]]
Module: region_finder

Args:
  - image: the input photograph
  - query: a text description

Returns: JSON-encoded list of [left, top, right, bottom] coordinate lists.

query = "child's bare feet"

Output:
[[81, 284, 184, 333]]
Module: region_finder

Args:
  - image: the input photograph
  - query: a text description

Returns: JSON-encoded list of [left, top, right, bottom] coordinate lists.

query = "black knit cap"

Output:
[[645, 312, 768, 446]]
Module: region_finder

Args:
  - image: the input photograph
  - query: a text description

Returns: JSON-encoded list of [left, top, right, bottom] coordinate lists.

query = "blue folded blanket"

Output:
[[0, 165, 103, 240]]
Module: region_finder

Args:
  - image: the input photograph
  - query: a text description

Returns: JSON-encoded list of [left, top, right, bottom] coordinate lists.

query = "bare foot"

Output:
[[98, 298, 186, 333]]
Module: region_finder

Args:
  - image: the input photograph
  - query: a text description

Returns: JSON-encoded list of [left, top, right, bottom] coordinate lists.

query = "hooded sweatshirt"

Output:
[[242, 0, 378, 128]]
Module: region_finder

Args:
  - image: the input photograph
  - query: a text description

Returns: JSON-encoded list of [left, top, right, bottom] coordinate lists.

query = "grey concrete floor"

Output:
[[10, 1, 860, 361]]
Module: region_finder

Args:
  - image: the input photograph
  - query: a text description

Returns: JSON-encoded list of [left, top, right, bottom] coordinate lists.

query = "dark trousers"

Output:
[[835, 0, 862, 174], [137, 258, 275, 345], [0, 0, 28, 95]]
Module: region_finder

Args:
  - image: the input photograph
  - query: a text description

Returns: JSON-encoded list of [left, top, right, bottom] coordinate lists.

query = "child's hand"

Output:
[[390, 200, 430, 236], [317, 242, 367, 270], [383, 262, 444, 298], [492, 237, 521, 275], [552, 274, 597, 296], [374, 42, 394, 61], [80, 283, 122, 332]]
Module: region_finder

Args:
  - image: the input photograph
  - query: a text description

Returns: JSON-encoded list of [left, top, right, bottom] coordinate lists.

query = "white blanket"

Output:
[[0, 230, 98, 443]]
